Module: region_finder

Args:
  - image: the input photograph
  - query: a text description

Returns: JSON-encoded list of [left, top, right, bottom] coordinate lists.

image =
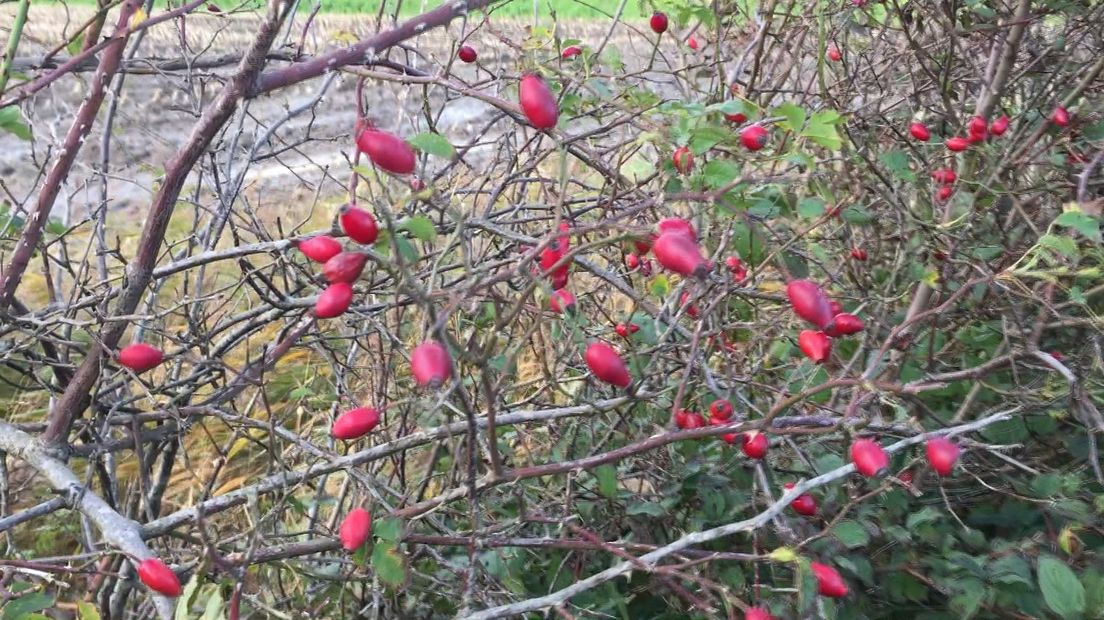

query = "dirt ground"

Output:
[[0, 5, 668, 221]]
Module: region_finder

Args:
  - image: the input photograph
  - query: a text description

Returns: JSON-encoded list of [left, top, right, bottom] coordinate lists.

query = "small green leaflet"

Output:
[[1, 593, 54, 620], [802, 109, 845, 150], [371, 542, 407, 587], [407, 132, 455, 159], [0, 107, 31, 141], [1054, 210, 1101, 242], [373, 516, 403, 543], [1038, 555, 1085, 618], [399, 216, 437, 242], [773, 102, 806, 133]]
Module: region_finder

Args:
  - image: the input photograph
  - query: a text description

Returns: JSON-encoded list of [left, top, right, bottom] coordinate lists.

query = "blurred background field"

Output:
[[42, 0, 653, 18]]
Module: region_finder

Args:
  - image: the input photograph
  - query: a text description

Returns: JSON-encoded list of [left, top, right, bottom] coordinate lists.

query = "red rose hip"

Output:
[[411, 340, 452, 388], [332, 407, 381, 440], [297, 235, 342, 263], [812, 562, 849, 598], [786, 279, 833, 328], [338, 507, 372, 551], [925, 436, 960, 476], [356, 128, 416, 175], [119, 343, 164, 373], [585, 341, 632, 388], [519, 74, 559, 130], [741, 431, 768, 459], [315, 282, 354, 318], [458, 45, 477, 63], [653, 232, 709, 278], [909, 122, 931, 141], [740, 124, 769, 151], [851, 438, 889, 477], [322, 252, 368, 284], [137, 558, 182, 597], [339, 205, 379, 245], [649, 11, 668, 34]]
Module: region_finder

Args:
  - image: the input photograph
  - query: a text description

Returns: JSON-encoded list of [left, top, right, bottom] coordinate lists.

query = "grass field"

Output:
[[43, 0, 651, 18]]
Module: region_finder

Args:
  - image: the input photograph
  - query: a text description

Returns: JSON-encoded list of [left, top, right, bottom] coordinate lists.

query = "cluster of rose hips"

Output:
[[785, 279, 864, 364]]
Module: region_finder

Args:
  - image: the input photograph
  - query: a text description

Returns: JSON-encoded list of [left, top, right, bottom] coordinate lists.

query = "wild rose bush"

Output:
[[0, 0, 1102, 618]]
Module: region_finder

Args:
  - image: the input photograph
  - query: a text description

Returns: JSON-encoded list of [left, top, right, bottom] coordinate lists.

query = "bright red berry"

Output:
[[724, 111, 748, 123], [945, 136, 970, 152], [625, 253, 641, 270], [458, 45, 477, 63], [811, 562, 849, 598], [786, 279, 833, 328], [825, 313, 864, 337], [989, 115, 1009, 136], [656, 218, 696, 241], [925, 436, 960, 476], [137, 558, 182, 597], [118, 343, 163, 373], [653, 232, 709, 278], [784, 482, 818, 516], [332, 407, 381, 440], [827, 45, 842, 62], [322, 252, 368, 284], [741, 431, 768, 459], [745, 607, 774, 620], [740, 124, 769, 151], [968, 115, 988, 136], [411, 340, 452, 388], [549, 289, 577, 314], [709, 399, 734, 421], [1052, 106, 1070, 127], [909, 122, 931, 141], [687, 36, 699, 50], [828, 299, 842, 316], [585, 341, 632, 388], [561, 45, 582, 59], [339, 205, 379, 245], [851, 438, 889, 477], [615, 324, 630, 338], [519, 74, 559, 130], [930, 168, 956, 184], [936, 185, 954, 203], [850, 247, 867, 261], [798, 330, 831, 363], [672, 146, 693, 174], [649, 11, 668, 34], [356, 128, 416, 175], [339, 507, 372, 551], [297, 235, 342, 263], [315, 282, 353, 318]]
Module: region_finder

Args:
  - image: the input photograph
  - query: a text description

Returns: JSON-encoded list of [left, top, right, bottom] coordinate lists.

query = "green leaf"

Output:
[[594, 465, 618, 499], [407, 132, 454, 159], [841, 205, 874, 224], [810, 109, 844, 126], [373, 516, 403, 543], [67, 34, 85, 56], [773, 102, 806, 132], [1054, 211, 1101, 242], [76, 602, 100, 620], [879, 149, 916, 181], [802, 122, 842, 150], [949, 577, 986, 619], [988, 555, 1033, 586], [649, 274, 670, 297], [703, 159, 741, 189], [797, 196, 826, 218], [690, 127, 729, 153], [394, 235, 419, 263], [174, 574, 200, 620], [201, 589, 223, 620], [1038, 555, 1085, 617], [1039, 233, 1080, 259], [0, 107, 31, 141], [832, 521, 870, 548], [1, 593, 54, 620], [907, 506, 941, 529], [399, 216, 437, 242], [371, 543, 407, 588], [626, 501, 665, 517]]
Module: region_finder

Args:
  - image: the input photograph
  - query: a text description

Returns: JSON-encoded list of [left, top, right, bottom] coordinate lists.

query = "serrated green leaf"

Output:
[[841, 205, 874, 224], [690, 126, 729, 153], [907, 506, 941, 529], [773, 102, 806, 132], [702, 159, 741, 189], [594, 464, 618, 499], [988, 555, 1033, 586], [802, 122, 842, 150], [879, 149, 916, 181], [407, 132, 454, 159], [797, 196, 826, 218], [1, 593, 54, 620], [1038, 555, 1085, 617], [373, 516, 403, 543], [399, 216, 437, 242], [394, 235, 419, 263], [832, 521, 870, 548], [1038, 233, 1080, 259], [371, 543, 407, 588], [1054, 211, 1101, 242]]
